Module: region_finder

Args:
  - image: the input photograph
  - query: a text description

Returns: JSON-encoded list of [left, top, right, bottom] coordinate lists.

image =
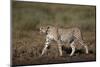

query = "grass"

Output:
[[12, 1, 96, 66]]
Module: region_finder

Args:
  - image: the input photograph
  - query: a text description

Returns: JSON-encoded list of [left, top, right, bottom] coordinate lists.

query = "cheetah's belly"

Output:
[[60, 32, 73, 43]]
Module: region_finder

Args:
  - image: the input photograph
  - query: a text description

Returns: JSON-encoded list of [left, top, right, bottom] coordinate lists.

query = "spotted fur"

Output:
[[40, 25, 88, 56]]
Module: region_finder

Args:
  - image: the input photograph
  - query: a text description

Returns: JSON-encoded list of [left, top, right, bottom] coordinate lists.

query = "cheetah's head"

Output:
[[40, 26, 50, 34]]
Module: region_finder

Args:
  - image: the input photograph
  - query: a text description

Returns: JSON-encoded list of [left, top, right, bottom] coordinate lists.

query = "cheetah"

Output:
[[40, 25, 88, 56]]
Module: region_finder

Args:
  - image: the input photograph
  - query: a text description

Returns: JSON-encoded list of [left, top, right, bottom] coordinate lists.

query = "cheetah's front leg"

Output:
[[41, 38, 51, 56]]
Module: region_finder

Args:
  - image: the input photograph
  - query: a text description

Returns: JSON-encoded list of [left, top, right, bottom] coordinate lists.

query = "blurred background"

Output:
[[12, 1, 96, 66]]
